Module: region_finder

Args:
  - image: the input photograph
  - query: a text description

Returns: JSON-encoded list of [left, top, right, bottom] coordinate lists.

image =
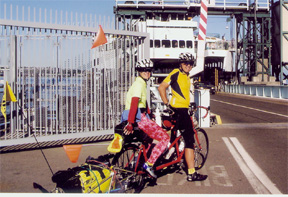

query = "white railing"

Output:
[[224, 85, 288, 99], [115, 0, 270, 10]]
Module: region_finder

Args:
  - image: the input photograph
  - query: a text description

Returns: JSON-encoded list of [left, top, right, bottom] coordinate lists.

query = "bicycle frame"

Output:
[[127, 106, 208, 176], [134, 129, 185, 175]]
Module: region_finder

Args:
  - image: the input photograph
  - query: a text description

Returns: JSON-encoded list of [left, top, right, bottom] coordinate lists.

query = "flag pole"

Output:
[[2, 81, 54, 175], [17, 102, 54, 175]]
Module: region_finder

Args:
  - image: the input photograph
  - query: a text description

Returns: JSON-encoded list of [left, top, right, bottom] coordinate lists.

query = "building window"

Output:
[[179, 40, 185, 48], [172, 40, 178, 48], [155, 40, 160, 48], [187, 40, 193, 48], [150, 40, 154, 48], [161, 14, 169, 21], [162, 40, 171, 48], [171, 14, 177, 20], [178, 14, 184, 20]]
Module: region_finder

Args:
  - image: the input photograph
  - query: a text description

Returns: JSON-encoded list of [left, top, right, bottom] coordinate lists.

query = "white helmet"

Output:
[[179, 52, 196, 65], [135, 59, 153, 72]]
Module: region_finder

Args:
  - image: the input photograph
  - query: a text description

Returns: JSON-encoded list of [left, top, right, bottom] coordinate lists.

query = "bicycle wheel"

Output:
[[111, 144, 145, 193], [194, 128, 209, 170]]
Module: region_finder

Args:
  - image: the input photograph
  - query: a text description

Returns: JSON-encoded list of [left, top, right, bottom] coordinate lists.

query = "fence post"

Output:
[[10, 35, 17, 136]]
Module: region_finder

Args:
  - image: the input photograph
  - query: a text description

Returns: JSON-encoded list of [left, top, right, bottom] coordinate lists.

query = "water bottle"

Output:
[[179, 141, 185, 152], [165, 147, 175, 160], [176, 130, 181, 137], [155, 108, 161, 126], [130, 153, 138, 169]]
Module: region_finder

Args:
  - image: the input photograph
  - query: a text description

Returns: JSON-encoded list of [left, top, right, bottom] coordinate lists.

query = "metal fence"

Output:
[[0, 4, 149, 147]]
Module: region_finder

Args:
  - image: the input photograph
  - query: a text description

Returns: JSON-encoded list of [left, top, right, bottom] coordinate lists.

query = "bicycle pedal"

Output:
[[176, 169, 183, 174]]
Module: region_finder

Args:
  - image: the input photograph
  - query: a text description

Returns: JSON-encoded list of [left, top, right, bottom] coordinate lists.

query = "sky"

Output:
[[0, 0, 233, 39]]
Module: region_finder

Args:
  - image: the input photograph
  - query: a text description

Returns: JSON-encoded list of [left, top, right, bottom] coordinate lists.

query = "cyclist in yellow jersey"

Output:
[[162, 67, 191, 108], [158, 52, 208, 182]]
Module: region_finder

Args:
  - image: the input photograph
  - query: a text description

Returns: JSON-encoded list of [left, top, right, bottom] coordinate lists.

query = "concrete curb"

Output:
[[210, 113, 222, 125]]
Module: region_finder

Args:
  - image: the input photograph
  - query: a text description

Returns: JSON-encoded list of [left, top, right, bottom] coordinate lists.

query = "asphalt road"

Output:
[[141, 93, 287, 194], [0, 93, 287, 195]]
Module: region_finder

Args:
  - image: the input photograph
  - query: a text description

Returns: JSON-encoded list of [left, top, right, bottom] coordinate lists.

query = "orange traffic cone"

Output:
[[91, 25, 108, 49], [63, 145, 83, 163]]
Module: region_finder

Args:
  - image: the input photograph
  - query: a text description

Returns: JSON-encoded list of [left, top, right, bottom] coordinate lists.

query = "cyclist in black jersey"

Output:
[[158, 52, 208, 182]]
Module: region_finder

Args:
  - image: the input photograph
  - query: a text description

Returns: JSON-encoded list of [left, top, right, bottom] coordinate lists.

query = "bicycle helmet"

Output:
[[135, 59, 153, 72], [179, 52, 196, 65]]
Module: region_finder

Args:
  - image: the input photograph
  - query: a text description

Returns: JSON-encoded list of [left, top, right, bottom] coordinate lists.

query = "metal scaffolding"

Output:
[[271, 0, 288, 84], [235, 12, 272, 81]]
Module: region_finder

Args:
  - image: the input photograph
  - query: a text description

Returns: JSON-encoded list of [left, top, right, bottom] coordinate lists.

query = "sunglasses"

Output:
[[139, 68, 152, 72], [183, 62, 195, 67]]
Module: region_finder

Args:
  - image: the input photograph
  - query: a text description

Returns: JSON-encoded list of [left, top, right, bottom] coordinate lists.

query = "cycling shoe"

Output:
[[143, 163, 157, 179], [187, 172, 208, 182]]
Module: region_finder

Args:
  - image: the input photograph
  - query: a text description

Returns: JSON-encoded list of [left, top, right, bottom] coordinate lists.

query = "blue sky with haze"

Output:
[[0, 0, 233, 39]]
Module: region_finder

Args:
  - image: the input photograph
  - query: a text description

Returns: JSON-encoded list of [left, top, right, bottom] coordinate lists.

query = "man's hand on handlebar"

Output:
[[166, 104, 175, 115], [124, 122, 134, 135]]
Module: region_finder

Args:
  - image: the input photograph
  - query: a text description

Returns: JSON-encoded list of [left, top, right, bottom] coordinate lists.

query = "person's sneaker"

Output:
[[143, 162, 157, 178], [187, 172, 208, 182]]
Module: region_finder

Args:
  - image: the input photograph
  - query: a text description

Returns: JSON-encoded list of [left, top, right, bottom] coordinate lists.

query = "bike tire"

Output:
[[111, 144, 145, 193], [194, 128, 209, 170]]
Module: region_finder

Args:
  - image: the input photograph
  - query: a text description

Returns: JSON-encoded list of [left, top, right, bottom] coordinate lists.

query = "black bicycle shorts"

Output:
[[174, 108, 195, 149]]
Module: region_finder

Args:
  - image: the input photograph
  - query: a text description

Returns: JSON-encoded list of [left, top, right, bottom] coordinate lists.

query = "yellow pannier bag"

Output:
[[78, 164, 114, 193]]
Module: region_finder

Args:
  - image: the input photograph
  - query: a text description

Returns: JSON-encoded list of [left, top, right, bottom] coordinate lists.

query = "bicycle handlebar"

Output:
[[196, 106, 210, 119], [188, 103, 209, 119]]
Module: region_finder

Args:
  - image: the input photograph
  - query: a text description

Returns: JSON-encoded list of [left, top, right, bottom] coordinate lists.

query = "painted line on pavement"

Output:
[[230, 137, 282, 194], [212, 99, 288, 118], [222, 137, 270, 194]]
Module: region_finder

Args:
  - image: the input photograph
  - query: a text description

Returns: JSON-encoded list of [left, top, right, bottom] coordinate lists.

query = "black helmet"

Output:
[[179, 52, 196, 66], [135, 59, 153, 72]]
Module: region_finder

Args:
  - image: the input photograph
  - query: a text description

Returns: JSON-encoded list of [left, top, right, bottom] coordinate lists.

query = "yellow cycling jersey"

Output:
[[163, 68, 191, 108], [125, 76, 147, 110]]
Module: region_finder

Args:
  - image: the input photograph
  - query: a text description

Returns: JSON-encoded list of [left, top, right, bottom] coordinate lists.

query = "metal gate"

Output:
[[0, 5, 149, 147]]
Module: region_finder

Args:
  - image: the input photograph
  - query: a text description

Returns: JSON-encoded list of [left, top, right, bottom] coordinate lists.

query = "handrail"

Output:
[[115, 0, 270, 11]]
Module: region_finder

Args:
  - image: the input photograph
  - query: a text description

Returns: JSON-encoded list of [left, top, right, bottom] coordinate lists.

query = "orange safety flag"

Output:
[[91, 25, 108, 49], [63, 145, 83, 163], [1, 81, 17, 122]]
